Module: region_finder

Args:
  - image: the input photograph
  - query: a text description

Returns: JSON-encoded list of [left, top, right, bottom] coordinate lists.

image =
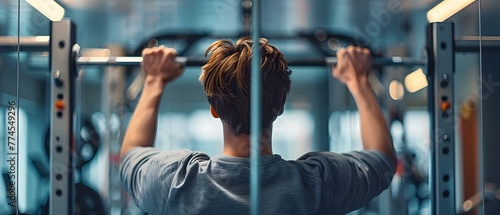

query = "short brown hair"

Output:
[[199, 37, 291, 135]]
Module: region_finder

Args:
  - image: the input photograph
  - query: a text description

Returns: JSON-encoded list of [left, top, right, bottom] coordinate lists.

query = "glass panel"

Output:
[[478, 0, 500, 214], [1, 0, 21, 214], [1, 0, 55, 213], [450, 1, 482, 214]]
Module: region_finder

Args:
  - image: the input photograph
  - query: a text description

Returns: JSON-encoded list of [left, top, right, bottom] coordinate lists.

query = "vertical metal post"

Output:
[[50, 19, 76, 215], [241, 0, 252, 36], [426, 22, 455, 215], [250, 0, 261, 214], [103, 45, 127, 214]]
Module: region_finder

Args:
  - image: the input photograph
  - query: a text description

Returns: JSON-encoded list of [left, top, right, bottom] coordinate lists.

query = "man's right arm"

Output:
[[332, 46, 397, 166]]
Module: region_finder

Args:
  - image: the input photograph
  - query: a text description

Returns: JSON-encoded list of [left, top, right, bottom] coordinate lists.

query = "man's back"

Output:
[[120, 147, 395, 215], [120, 41, 396, 214]]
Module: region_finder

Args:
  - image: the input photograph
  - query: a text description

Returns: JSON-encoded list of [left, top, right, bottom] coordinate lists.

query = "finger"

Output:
[[142, 51, 155, 65], [333, 48, 346, 77], [346, 45, 356, 54], [154, 46, 166, 53], [165, 49, 178, 70], [149, 46, 158, 52], [142, 47, 152, 57], [159, 50, 171, 71], [361, 47, 370, 55], [178, 61, 185, 72], [355, 46, 363, 53], [165, 48, 177, 61], [176, 65, 185, 76], [337, 46, 354, 72]]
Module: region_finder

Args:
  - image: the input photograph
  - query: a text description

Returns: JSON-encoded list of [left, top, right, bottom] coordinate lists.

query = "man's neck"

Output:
[[222, 125, 273, 158]]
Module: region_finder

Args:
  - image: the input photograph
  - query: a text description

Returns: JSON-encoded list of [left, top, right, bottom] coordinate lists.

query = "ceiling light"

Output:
[[427, 0, 476, 23], [389, 80, 405, 101], [25, 0, 65, 21], [404, 68, 428, 93]]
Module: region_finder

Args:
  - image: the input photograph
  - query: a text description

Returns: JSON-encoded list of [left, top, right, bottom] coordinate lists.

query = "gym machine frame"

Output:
[[425, 22, 496, 214], [426, 22, 456, 215], [0, 19, 493, 214]]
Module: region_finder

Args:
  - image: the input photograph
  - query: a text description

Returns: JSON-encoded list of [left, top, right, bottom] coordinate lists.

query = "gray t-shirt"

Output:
[[120, 147, 395, 215]]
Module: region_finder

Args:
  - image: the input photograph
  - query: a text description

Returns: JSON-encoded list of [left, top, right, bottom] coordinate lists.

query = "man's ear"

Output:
[[210, 106, 219, 118]]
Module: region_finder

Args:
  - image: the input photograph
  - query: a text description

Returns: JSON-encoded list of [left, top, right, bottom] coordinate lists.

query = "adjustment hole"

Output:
[[440, 42, 446, 50], [59, 40, 65, 49], [56, 174, 63, 181], [56, 145, 63, 153], [56, 189, 63, 196], [443, 175, 449, 182], [442, 147, 449, 155], [443, 190, 450, 198]]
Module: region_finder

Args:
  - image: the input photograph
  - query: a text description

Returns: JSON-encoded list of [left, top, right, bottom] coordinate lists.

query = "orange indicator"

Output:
[[55, 100, 64, 110], [441, 101, 451, 111]]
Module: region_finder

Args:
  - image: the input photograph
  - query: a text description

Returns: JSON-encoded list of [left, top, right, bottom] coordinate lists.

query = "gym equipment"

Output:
[[0, 37, 426, 67], [426, 22, 455, 214], [74, 183, 106, 215], [250, 1, 261, 214], [44, 116, 100, 169], [0, 17, 497, 215], [42, 183, 106, 215]]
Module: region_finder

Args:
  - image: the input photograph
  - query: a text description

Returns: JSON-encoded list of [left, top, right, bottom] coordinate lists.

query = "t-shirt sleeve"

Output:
[[119, 147, 191, 214], [298, 150, 396, 214]]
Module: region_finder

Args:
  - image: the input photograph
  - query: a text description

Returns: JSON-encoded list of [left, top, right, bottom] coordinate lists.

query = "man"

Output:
[[120, 37, 396, 215]]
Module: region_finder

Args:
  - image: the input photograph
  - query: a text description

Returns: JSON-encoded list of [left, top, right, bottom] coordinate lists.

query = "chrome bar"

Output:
[[77, 56, 189, 66], [0, 36, 50, 51], [325, 56, 426, 67], [76, 56, 425, 67], [455, 36, 500, 52]]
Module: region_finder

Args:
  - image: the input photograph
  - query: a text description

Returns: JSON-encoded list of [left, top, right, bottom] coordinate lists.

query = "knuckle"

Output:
[[337, 49, 345, 57], [142, 48, 151, 56], [166, 48, 177, 56]]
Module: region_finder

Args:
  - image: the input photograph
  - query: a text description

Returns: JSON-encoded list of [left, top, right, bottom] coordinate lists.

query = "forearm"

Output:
[[120, 77, 165, 160], [350, 81, 396, 164]]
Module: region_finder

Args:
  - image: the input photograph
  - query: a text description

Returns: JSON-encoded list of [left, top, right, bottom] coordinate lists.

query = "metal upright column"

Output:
[[250, 0, 261, 215], [426, 22, 456, 215], [50, 19, 77, 215]]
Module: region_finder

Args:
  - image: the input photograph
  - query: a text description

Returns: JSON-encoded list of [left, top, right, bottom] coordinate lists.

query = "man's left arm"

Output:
[[119, 46, 184, 161]]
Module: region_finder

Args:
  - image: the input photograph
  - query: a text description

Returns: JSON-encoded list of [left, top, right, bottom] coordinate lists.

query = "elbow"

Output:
[[119, 148, 127, 163], [385, 140, 398, 175], [383, 134, 397, 172], [386, 150, 397, 171], [119, 144, 133, 163]]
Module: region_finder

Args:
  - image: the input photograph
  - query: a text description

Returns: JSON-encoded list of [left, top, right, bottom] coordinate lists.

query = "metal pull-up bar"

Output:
[[6, 35, 500, 68], [76, 56, 426, 67], [75, 35, 500, 67], [0, 36, 428, 67]]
